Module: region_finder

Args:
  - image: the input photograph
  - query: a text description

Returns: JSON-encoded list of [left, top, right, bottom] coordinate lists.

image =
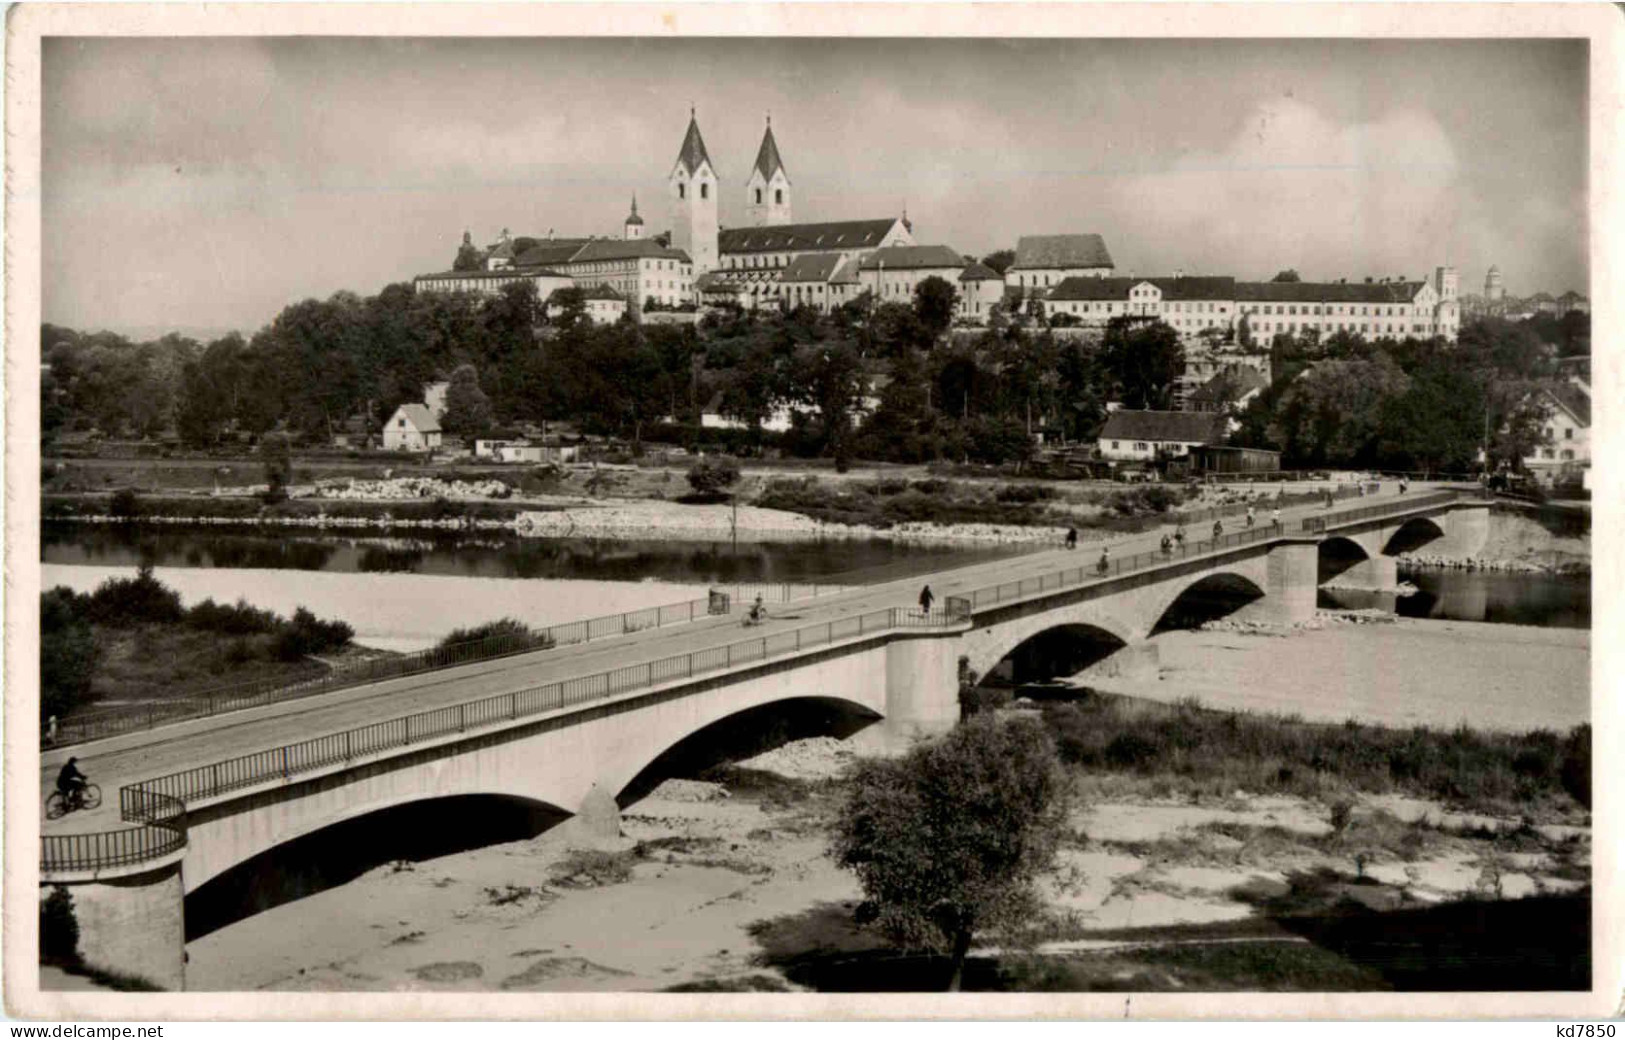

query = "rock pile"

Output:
[[313, 477, 513, 501], [738, 737, 855, 781], [647, 779, 731, 803], [1398, 553, 1586, 576]]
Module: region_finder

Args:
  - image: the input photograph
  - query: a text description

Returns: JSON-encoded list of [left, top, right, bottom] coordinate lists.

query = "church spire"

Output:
[[752, 115, 787, 181], [674, 107, 712, 176]]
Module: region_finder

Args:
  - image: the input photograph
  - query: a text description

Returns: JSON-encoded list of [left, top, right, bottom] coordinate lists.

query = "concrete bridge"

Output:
[[34, 488, 1486, 990]]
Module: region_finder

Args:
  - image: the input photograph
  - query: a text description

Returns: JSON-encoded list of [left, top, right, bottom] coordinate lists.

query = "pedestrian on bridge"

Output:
[[1272, 507, 1282, 531], [1400, 477, 1409, 495], [1065, 527, 1078, 551], [1213, 518, 1224, 539], [1246, 505, 1256, 529], [919, 584, 935, 616], [1096, 546, 1111, 575], [1160, 533, 1173, 556]]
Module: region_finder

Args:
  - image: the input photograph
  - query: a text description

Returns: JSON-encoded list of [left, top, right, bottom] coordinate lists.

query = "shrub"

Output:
[[959, 685, 1011, 716], [272, 606, 354, 661], [108, 487, 141, 519], [1560, 724, 1590, 808], [40, 887, 79, 965], [41, 589, 99, 722], [85, 565, 184, 625], [995, 484, 1057, 504], [187, 597, 280, 636], [437, 618, 550, 650], [1104, 732, 1162, 770], [687, 456, 742, 497]]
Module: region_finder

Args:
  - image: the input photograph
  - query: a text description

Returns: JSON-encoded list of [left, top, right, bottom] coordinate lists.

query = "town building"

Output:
[[857, 245, 968, 304], [1524, 382, 1590, 481], [957, 262, 1006, 322], [1005, 234, 1115, 291], [1044, 275, 1239, 334], [382, 403, 443, 452], [1096, 410, 1226, 463], [1485, 264, 1505, 302]]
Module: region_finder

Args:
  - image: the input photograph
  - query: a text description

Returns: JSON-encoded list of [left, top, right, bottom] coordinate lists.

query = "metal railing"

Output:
[[48, 593, 731, 749], [44, 602, 971, 875], [41, 790, 185, 874], [1300, 490, 1462, 535], [1175, 482, 1380, 527]]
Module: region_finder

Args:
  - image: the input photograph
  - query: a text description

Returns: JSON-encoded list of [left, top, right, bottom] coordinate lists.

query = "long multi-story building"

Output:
[[1043, 268, 1460, 342]]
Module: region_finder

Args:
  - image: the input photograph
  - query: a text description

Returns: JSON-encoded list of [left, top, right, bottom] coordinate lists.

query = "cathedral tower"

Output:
[[668, 108, 718, 273], [745, 115, 792, 227]]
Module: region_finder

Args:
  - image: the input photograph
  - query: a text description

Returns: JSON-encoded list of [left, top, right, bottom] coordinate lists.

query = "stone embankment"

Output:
[[1397, 552, 1587, 576]]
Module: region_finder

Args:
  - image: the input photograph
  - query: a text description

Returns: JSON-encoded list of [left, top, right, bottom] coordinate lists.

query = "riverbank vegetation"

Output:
[[41, 567, 356, 722], [1036, 692, 1589, 818]]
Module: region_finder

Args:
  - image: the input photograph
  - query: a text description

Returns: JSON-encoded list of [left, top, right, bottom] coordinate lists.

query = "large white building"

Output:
[[1042, 268, 1461, 343]]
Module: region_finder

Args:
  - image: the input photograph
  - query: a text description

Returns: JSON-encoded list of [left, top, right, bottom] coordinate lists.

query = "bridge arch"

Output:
[[1146, 572, 1268, 635], [1318, 534, 1374, 584], [959, 607, 1136, 685], [182, 790, 571, 934], [1381, 515, 1447, 556], [615, 693, 883, 805]]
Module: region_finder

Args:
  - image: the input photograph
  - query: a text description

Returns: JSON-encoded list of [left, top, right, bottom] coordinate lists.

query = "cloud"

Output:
[[1106, 98, 1463, 279]]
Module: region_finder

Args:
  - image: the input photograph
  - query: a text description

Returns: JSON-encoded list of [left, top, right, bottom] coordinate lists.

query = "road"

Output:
[[40, 485, 1418, 839]]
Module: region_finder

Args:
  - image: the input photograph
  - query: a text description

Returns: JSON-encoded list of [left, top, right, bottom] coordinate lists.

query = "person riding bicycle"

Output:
[[1245, 505, 1256, 529], [56, 758, 87, 809], [1065, 527, 1078, 551], [1272, 506, 1282, 530], [747, 594, 767, 625], [1213, 519, 1224, 539], [1160, 533, 1173, 555], [1096, 546, 1110, 575], [1174, 524, 1186, 547]]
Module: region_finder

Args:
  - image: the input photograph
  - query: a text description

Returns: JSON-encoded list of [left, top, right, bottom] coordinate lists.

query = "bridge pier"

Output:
[[566, 783, 623, 848], [1234, 539, 1319, 626], [1342, 554, 1399, 591], [43, 861, 187, 991], [876, 632, 962, 746], [1442, 503, 1491, 559]]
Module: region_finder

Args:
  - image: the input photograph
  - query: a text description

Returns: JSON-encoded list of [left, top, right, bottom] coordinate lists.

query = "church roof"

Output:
[[1010, 234, 1115, 271], [674, 112, 713, 175], [568, 239, 692, 264], [781, 253, 844, 283], [513, 240, 595, 267], [831, 258, 862, 285], [753, 121, 788, 182], [958, 262, 1004, 282], [857, 245, 966, 271], [719, 218, 901, 256]]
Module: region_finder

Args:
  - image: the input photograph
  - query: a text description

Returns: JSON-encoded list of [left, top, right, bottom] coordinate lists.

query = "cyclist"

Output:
[[1096, 546, 1110, 575], [56, 757, 88, 811], [1065, 527, 1078, 551], [1213, 519, 1224, 539], [1174, 524, 1186, 548], [747, 594, 767, 625], [1272, 506, 1282, 531], [1160, 533, 1173, 556], [1245, 505, 1256, 529]]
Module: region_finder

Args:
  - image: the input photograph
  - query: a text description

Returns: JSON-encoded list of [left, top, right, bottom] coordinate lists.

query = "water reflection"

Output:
[[1319, 569, 1589, 628], [42, 523, 1015, 586]]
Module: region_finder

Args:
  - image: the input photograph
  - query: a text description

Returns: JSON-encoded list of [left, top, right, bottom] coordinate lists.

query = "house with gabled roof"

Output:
[[958, 262, 1005, 322], [1524, 381, 1590, 479], [382, 403, 443, 452], [1097, 410, 1226, 463]]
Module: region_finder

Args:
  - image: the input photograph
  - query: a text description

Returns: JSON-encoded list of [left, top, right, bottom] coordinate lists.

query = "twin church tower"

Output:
[[664, 109, 790, 274]]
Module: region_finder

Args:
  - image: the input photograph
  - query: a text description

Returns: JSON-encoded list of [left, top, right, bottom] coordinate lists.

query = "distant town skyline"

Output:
[[44, 36, 1588, 337]]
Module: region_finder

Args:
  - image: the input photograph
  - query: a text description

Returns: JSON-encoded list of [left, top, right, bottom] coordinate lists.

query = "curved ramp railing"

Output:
[[1300, 490, 1463, 535], [41, 790, 186, 874]]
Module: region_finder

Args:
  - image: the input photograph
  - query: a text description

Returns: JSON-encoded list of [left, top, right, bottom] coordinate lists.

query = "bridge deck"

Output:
[[40, 485, 1456, 842]]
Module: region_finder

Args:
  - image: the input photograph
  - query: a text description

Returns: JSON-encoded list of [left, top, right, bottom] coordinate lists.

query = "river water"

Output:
[[1319, 568, 1590, 629], [39, 524, 1022, 651]]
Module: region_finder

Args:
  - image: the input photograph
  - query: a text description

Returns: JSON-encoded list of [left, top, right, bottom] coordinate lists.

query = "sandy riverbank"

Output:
[[40, 565, 711, 653], [1085, 616, 1589, 733], [182, 734, 1590, 993]]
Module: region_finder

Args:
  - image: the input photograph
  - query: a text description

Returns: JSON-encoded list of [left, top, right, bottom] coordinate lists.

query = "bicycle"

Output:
[[45, 783, 101, 820]]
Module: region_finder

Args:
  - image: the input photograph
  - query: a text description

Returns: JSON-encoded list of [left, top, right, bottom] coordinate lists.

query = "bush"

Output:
[[959, 685, 1011, 716], [688, 456, 742, 497], [84, 565, 185, 625], [1560, 724, 1590, 808], [272, 606, 354, 661], [187, 597, 280, 636], [995, 484, 1057, 504], [438, 618, 549, 650], [108, 487, 141, 519], [41, 589, 100, 722], [40, 887, 80, 965]]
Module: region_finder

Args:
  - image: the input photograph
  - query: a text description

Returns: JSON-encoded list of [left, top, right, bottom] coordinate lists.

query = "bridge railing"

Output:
[[954, 521, 1291, 610], [46, 591, 737, 749], [1299, 490, 1463, 535], [47, 601, 971, 873], [1174, 482, 1381, 528]]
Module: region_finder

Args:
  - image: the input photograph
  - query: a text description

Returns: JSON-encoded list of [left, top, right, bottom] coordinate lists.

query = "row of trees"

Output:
[[1231, 317, 1571, 471]]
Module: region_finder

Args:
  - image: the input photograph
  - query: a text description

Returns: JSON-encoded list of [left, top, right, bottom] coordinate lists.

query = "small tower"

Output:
[[669, 107, 719, 273], [744, 115, 792, 227], [1485, 264, 1505, 302], [624, 195, 645, 241]]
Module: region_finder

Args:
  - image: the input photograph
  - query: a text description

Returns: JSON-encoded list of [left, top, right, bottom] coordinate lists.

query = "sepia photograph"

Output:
[[4, 2, 1618, 1022]]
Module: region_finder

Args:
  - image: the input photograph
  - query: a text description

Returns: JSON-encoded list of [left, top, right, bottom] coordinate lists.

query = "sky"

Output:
[[43, 36, 1589, 338]]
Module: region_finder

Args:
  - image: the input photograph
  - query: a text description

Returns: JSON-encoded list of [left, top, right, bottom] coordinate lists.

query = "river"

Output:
[[1319, 568, 1590, 628], [39, 523, 1021, 651]]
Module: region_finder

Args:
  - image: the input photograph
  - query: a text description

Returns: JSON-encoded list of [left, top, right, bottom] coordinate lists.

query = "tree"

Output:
[[440, 364, 494, 442], [1272, 269, 1302, 283], [40, 589, 100, 722], [787, 341, 867, 472], [980, 249, 1016, 276], [260, 432, 294, 500], [686, 456, 741, 497], [453, 232, 483, 272], [912, 276, 959, 340], [1101, 318, 1184, 410], [830, 715, 1070, 991], [1267, 355, 1409, 466]]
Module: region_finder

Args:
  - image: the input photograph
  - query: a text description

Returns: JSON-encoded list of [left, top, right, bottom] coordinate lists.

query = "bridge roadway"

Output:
[[39, 483, 1429, 843]]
